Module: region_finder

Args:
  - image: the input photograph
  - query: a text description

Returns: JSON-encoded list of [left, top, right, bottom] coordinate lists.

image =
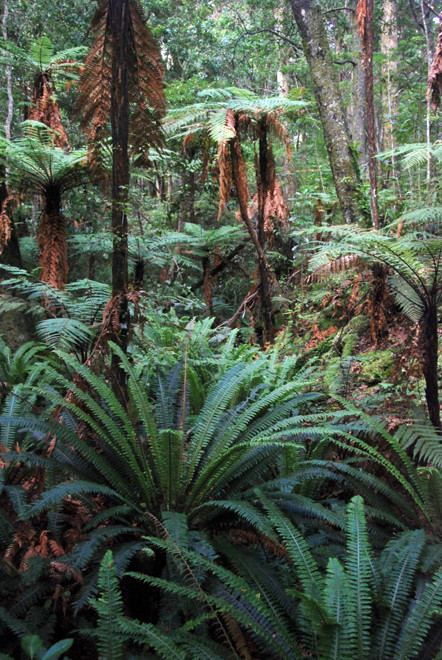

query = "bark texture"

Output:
[[351, 0, 367, 165], [290, 0, 369, 225], [357, 0, 379, 229]]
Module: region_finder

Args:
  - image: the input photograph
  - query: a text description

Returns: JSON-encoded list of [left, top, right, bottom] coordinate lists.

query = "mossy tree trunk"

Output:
[[290, 0, 369, 225]]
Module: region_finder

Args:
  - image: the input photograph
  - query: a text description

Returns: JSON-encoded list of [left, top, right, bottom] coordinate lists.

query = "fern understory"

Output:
[[0, 6, 441, 658]]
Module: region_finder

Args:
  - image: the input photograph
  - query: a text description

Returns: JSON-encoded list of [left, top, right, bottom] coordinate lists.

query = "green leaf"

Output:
[[40, 639, 74, 660], [21, 635, 43, 660]]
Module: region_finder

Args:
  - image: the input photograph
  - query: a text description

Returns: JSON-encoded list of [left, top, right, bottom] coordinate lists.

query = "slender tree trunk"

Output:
[[381, 0, 398, 161], [351, 0, 367, 166], [421, 306, 441, 431], [421, 0, 432, 195], [2, 0, 13, 142], [358, 0, 379, 229], [290, 0, 369, 225], [109, 0, 130, 387]]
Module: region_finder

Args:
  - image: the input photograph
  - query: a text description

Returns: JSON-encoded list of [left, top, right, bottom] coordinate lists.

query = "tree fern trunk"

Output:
[[229, 133, 275, 345], [109, 0, 130, 391], [420, 306, 441, 431], [37, 186, 68, 289]]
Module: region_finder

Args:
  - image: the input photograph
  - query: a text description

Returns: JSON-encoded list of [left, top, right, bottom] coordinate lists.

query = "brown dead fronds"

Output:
[[78, 0, 166, 174], [28, 78, 70, 150], [307, 255, 362, 283], [37, 210, 68, 289], [217, 140, 233, 220], [0, 193, 14, 254], [355, 0, 367, 43], [428, 22, 442, 112]]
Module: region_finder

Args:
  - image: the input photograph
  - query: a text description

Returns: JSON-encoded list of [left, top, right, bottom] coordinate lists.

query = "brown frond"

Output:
[[4, 521, 36, 565], [78, 0, 165, 169], [256, 120, 288, 244], [225, 108, 236, 135], [355, 0, 367, 42], [28, 78, 70, 150], [50, 560, 83, 585], [217, 140, 233, 220], [428, 22, 442, 112], [263, 179, 289, 236], [0, 193, 14, 254], [37, 210, 68, 289], [237, 112, 251, 134], [305, 324, 338, 350], [48, 540, 65, 557], [269, 117, 292, 161], [307, 255, 361, 283], [220, 614, 252, 660], [183, 132, 196, 149]]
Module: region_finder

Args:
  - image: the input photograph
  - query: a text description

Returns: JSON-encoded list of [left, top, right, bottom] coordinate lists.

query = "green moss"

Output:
[[361, 350, 395, 385], [322, 356, 341, 393], [338, 315, 370, 358]]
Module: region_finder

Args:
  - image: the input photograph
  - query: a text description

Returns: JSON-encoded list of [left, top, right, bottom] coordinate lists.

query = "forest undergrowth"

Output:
[[0, 0, 441, 657]]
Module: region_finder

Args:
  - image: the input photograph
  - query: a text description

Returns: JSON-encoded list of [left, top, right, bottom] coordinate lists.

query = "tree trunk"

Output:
[[358, 0, 379, 229], [109, 0, 130, 388], [420, 306, 441, 431], [381, 0, 398, 157], [290, 0, 369, 225], [1, 0, 13, 142], [351, 0, 367, 166]]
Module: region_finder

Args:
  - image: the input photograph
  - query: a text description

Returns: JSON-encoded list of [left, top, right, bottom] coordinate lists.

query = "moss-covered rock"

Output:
[[360, 349, 395, 385]]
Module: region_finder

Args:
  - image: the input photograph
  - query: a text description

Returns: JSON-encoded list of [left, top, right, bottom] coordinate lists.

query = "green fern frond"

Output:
[[257, 491, 322, 598], [345, 496, 372, 659], [374, 530, 426, 660], [394, 567, 442, 659], [89, 550, 124, 660], [322, 558, 352, 660]]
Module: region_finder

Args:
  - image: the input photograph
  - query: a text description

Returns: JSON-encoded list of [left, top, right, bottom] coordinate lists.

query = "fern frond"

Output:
[[394, 567, 442, 659], [345, 496, 371, 659], [374, 530, 426, 660], [89, 550, 124, 660]]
